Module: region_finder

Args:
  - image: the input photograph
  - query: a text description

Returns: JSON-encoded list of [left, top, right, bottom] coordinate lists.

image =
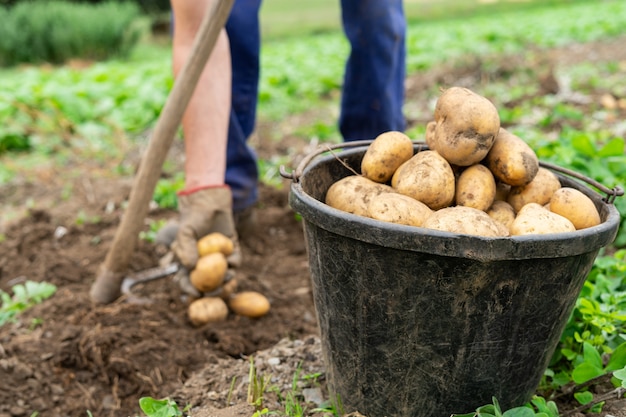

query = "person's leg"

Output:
[[225, 0, 263, 213], [339, 0, 406, 141], [170, 0, 231, 190]]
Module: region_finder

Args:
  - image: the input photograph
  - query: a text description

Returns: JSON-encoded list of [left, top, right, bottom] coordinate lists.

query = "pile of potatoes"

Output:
[[186, 232, 271, 326], [325, 86, 602, 237]]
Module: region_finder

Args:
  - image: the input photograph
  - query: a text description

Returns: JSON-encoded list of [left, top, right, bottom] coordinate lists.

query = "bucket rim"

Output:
[[288, 145, 622, 261]]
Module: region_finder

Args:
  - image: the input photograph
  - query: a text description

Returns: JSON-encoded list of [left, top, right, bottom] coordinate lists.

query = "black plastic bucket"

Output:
[[285, 142, 622, 417]]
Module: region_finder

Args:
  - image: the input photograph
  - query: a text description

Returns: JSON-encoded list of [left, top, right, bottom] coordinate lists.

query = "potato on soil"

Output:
[[549, 187, 601, 230], [431, 87, 500, 166], [486, 200, 516, 233], [228, 291, 271, 318], [484, 128, 539, 186], [391, 150, 455, 210], [218, 277, 239, 301], [422, 206, 509, 237], [367, 192, 433, 227], [325, 175, 395, 217], [507, 167, 561, 212], [455, 164, 496, 211], [510, 203, 576, 235], [197, 232, 234, 257], [361, 131, 414, 183], [190, 252, 228, 293], [188, 297, 229, 326]]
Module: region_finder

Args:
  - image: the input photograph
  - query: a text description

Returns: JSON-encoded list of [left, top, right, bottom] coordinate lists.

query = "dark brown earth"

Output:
[[1, 37, 626, 417]]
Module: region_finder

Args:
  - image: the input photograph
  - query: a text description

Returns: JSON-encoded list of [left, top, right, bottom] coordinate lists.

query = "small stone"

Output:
[[267, 357, 281, 366], [302, 387, 325, 406]]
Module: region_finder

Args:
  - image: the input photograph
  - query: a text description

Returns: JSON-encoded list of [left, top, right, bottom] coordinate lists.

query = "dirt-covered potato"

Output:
[[325, 175, 395, 217], [391, 150, 455, 210], [367, 192, 433, 227], [486, 200, 516, 233], [422, 206, 509, 237], [361, 131, 414, 183], [455, 164, 496, 211], [430, 87, 500, 166], [228, 291, 271, 318], [197, 232, 234, 257], [507, 167, 561, 212], [484, 128, 539, 186], [190, 252, 228, 293], [510, 203, 576, 235], [188, 297, 229, 326], [549, 187, 601, 230]]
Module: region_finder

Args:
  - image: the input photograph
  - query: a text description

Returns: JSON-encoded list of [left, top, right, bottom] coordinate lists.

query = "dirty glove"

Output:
[[170, 186, 241, 295]]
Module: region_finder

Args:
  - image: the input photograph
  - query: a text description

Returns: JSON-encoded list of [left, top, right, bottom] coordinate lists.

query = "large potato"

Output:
[[190, 252, 228, 293], [197, 232, 234, 257], [391, 150, 455, 210], [188, 297, 229, 326], [455, 164, 496, 211], [422, 206, 508, 237], [484, 128, 539, 186], [367, 192, 433, 227], [361, 131, 414, 183], [507, 167, 561, 212], [486, 200, 516, 234], [549, 187, 601, 230], [325, 175, 395, 217], [228, 291, 271, 318], [510, 203, 576, 235], [431, 87, 500, 166]]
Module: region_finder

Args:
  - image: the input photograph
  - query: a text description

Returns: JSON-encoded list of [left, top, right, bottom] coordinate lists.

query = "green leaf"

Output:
[[613, 367, 626, 388], [138, 397, 181, 417], [598, 138, 625, 157], [502, 406, 535, 417], [574, 391, 594, 405], [606, 342, 626, 371], [572, 361, 605, 384], [583, 341, 603, 369], [571, 133, 596, 157]]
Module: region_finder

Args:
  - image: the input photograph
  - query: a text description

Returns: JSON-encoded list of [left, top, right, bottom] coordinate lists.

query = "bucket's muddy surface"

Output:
[[1, 37, 626, 417]]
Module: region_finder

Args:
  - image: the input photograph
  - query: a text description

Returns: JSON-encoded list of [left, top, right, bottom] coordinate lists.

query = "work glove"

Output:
[[170, 186, 241, 296]]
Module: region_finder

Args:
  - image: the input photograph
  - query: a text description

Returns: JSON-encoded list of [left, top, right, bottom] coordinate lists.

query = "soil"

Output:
[[1, 37, 626, 417]]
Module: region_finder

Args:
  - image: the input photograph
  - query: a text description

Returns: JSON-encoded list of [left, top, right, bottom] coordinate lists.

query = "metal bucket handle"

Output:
[[280, 140, 624, 204]]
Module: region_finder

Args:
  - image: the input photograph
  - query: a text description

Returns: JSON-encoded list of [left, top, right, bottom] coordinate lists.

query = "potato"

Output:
[[228, 291, 271, 318], [367, 192, 433, 227], [510, 203, 576, 235], [188, 297, 229, 326], [422, 206, 508, 237], [425, 120, 437, 150], [484, 128, 539, 186], [190, 252, 228, 293], [455, 164, 496, 211], [325, 175, 396, 217], [431, 87, 500, 166], [361, 131, 414, 183], [549, 187, 601, 230], [486, 200, 516, 233], [197, 232, 234, 257], [507, 167, 561, 212], [391, 150, 455, 210]]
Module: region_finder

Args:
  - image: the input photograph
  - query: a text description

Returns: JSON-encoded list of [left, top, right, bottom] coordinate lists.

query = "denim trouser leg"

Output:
[[339, 0, 407, 141], [225, 0, 262, 212]]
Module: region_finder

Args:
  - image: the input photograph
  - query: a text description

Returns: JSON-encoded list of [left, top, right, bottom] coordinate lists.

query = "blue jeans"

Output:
[[226, 0, 406, 211]]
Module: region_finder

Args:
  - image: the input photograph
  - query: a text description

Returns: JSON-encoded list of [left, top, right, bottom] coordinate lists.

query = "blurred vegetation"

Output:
[[0, 1, 144, 67]]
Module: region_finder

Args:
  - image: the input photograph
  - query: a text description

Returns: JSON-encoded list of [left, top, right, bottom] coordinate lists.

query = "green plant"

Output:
[[138, 397, 190, 417], [0, 1, 143, 67], [247, 356, 271, 411], [153, 173, 185, 209], [0, 281, 57, 326], [140, 218, 167, 243], [454, 396, 559, 417]]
